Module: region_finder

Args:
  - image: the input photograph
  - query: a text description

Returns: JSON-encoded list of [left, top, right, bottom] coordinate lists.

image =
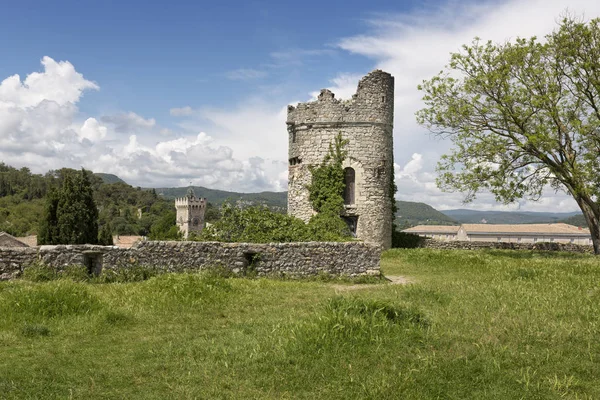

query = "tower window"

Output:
[[289, 157, 301, 166], [292, 131, 297, 143], [344, 167, 355, 205]]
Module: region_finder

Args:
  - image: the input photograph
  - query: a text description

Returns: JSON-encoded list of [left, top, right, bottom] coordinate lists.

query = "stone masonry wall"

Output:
[[287, 70, 395, 249], [0, 241, 381, 280], [417, 238, 594, 254]]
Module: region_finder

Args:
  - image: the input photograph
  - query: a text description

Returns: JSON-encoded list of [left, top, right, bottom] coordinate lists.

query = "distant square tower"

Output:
[[175, 188, 207, 239], [286, 70, 395, 249]]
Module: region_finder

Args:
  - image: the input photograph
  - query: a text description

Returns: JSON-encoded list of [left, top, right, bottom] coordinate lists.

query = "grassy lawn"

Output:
[[1, 249, 600, 399]]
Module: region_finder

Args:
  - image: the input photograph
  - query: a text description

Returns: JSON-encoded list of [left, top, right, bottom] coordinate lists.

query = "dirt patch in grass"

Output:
[[331, 274, 414, 292]]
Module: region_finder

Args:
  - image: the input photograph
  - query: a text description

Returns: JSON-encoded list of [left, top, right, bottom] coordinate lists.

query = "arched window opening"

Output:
[[344, 167, 355, 205]]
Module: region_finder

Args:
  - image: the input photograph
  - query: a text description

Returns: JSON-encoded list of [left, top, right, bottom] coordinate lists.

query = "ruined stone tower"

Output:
[[287, 70, 394, 249], [175, 188, 207, 239]]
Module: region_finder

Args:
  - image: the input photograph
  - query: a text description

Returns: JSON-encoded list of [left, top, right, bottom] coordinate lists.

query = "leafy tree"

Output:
[[417, 16, 600, 254], [148, 210, 181, 240]]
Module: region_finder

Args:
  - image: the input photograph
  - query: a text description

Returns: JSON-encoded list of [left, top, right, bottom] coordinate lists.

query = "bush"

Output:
[[392, 231, 424, 248], [197, 202, 351, 243]]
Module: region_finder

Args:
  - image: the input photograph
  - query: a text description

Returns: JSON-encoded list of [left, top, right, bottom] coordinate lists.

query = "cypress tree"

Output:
[[54, 169, 99, 244], [98, 223, 114, 245], [38, 188, 60, 245]]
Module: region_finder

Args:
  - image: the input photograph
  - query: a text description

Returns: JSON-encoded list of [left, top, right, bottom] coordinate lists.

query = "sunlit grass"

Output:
[[1, 249, 599, 399]]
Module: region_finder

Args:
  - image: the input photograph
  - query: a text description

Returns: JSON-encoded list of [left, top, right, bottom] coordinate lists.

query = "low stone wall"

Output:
[[0, 247, 38, 280], [418, 238, 594, 253], [0, 241, 381, 280]]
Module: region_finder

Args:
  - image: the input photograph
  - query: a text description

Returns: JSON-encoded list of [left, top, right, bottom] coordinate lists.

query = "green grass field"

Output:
[[1, 249, 600, 399]]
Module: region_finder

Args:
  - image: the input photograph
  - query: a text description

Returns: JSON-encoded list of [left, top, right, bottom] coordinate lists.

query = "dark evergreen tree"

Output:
[[37, 188, 60, 245], [98, 223, 114, 245], [55, 169, 99, 244]]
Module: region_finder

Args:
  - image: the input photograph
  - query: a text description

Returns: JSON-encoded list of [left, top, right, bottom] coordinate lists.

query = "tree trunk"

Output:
[[576, 197, 600, 255]]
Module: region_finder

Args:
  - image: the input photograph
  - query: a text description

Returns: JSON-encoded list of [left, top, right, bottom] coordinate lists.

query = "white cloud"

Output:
[[333, 0, 600, 212], [0, 56, 98, 108], [79, 118, 107, 142], [0, 57, 286, 192], [101, 111, 156, 133]]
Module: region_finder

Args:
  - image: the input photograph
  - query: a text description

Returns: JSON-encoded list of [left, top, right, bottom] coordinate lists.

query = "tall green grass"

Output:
[[0, 249, 599, 399]]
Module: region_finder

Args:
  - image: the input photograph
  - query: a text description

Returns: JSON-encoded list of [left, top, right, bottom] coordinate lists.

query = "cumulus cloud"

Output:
[[79, 118, 107, 142], [332, 0, 600, 212], [0, 56, 98, 108], [101, 111, 156, 133], [0, 57, 285, 191]]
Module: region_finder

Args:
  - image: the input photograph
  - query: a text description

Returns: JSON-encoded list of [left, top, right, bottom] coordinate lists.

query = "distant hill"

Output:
[[395, 201, 458, 228], [87, 173, 589, 228], [560, 214, 588, 227], [95, 173, 126, 184], [154, 186, 288, 210], [442, 209, 581, 224]]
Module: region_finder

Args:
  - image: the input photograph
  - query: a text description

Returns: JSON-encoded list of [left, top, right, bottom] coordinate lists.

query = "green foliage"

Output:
[[98, 223, 114, 245], [395, 200, 458, 228], [199, 133, 353, 243], [198, 201, 351, 243], [38, 169, 99, 244], [306, 209, 351, 241], [96, 265, 159, 283], [307, 133, 348, 214], [1, 280, 100, 319], [21, 264, 59, 282], [199, 203, 309, 242], [392, 231, 424, 248], [2, 251, 600, 398], [155, 186, 287, 211], [417, 16, 600, 253], [0, 163, 179, 238], [37, 189, 59, 245], [22, 264, 92, 282], [148, 210, 181, 240]]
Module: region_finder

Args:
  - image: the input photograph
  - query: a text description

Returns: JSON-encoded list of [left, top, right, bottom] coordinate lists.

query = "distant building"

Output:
[[403, 223, 592, 245], [15, 235, 37, 247], [113, 235, 144, 248], [401, 225, 460, 241], [175, 188, 207, 239], [0, 232, 29, 247]]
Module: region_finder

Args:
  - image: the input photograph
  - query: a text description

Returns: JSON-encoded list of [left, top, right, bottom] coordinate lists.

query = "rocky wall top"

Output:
[[286, 70, 394, 126]]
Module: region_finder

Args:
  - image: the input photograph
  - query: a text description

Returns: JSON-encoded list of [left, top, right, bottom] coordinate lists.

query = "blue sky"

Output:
[[1, 0, 599, 211], [1, 0, 412, 118]]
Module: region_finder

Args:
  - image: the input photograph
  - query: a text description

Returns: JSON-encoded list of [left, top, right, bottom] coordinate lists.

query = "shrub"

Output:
[[392, 231, 424, 248], [197, 202, 351, 243]]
